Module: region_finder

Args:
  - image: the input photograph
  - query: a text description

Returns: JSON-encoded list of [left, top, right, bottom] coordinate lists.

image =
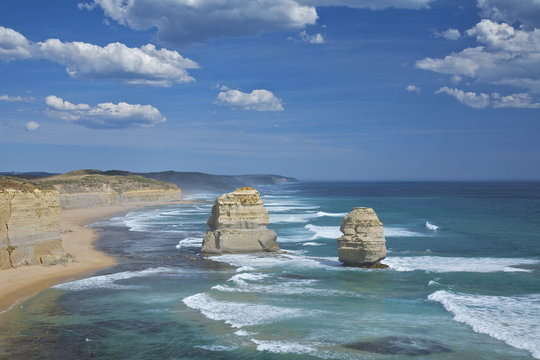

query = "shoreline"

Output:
[[0, 200, 194, 317]]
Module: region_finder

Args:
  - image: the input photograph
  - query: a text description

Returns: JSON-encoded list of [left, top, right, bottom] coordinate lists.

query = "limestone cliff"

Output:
[[0, 176, 66, 269], [337, 207, 387, 268], [38, 170, 182, 209], [201, 187, 279, 255]]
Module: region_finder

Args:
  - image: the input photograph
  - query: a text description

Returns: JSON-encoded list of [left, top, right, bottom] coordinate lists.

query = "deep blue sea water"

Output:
[[1, 182, 539, 359]]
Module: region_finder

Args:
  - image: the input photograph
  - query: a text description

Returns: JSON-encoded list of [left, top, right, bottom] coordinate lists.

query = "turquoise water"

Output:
[[1, 182, 539, 359]]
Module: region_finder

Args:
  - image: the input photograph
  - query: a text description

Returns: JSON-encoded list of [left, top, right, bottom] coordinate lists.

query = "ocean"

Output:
[[1, 181, 539, 359]]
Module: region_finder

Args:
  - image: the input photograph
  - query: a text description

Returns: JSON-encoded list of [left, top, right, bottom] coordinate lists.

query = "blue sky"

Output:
[[1, 0, 539, 180]]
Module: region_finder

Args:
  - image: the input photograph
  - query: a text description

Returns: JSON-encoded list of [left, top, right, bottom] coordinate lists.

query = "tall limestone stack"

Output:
[[201, 187, 279, 255], [1, 179, 66, 269], [337, 207, 387, 267]]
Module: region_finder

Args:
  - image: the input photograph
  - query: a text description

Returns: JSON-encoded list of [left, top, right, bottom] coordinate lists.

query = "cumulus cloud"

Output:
[[0, 26, 32, 61], [298, 30, 325, 44], [80, 0, 318, 46], [0, 93, 34, 102], [417, 20, 540, 93], [298, 0, 434, 10], [216, 88, 284, 111], [477, 0, 540, 28], [436, 87, 540, 109], [45, 95, 166, 128], [406, 84, 421, 93], [436, 28, 461, 40], [25, 121, 40, 131], [436, 87, 490, 108], [80, 0, 435, 45], [0, 26, 198, 86]]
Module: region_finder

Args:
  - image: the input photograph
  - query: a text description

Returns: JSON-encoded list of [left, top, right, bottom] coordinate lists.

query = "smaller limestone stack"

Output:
[[201, 187, 279, 255], [337, 207, 387, 268]]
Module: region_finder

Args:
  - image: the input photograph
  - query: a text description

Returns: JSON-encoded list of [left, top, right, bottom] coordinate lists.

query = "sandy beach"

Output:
[[0, 201, 189, 317]]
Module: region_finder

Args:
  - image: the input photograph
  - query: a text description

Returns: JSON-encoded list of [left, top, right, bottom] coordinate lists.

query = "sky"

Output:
[[1, 0, 539, 180]]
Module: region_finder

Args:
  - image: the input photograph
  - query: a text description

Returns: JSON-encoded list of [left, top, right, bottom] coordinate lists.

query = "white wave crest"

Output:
[[302, 242, 323, 246], [228, 272, 269, 285], [195, 344, 238, 351], [182, 293, 305, 328], [251, 339, 320, 356], [176, 236, 203, 249], [305, 224, 341, 240], [426, 221, 439, 231], [270, 213, 317, 223], [429, 290, 540, 359], [384, 256, 538, 273], [54, 267, 178, 291], [384, 227, 423, 237], [316, 212, 347, 217]]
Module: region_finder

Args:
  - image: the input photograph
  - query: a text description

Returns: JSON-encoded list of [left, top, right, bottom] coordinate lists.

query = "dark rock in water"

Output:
[[344, 336, 452, 356]]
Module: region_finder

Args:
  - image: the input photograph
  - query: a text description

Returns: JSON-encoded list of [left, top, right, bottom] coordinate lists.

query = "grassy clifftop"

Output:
[[37, 170, 179, 194], [0, 175, 51, 192]]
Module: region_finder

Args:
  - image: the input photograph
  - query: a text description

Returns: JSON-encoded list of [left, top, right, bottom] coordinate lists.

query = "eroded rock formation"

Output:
[[201, 187, 279, 255], [337, 207, 387, 267], [1, 182, 66, 269]]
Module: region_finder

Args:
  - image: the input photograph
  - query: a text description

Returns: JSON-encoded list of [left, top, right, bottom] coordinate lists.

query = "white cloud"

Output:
[[406, 84, 421, 93], [0, 93, 34, 102], [0, 26, 32, 61], [492, 92, 540, 109], [438, 28, 461, 40], [25, 121, 40, 131], [436, 87, 490, 108], [417, 20, 540, 93], [477, 0, 540, 28], [80, 0, 318, 46], [0, 27, 199, 86], [216, 88, 284, 111], [436, 87, 540, 109], [298, 30, 325, 44], [80, 0, 435, 45], [45, 95, 166, 128], [298, 0, 434, 10]]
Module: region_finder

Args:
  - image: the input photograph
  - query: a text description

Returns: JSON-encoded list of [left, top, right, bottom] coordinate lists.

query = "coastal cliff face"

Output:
[[0, 180, 66, 269], [59, 189, 182, 209], [40, 170, 182, 209], [201, 187, 279, 255], [337, 207, 387, 267]]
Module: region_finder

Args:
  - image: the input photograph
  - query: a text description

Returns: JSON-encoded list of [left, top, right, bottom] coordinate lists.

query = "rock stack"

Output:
[[337, 207, 387, 268], [201, 187, 279, 255]]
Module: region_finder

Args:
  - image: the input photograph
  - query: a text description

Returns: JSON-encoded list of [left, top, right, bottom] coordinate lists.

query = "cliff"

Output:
[[337, 207, 387, 268], [1, 171, 299, 195], [37, 170, 182, 209], [0, 176, 66, 269], [201, 187, 279, 255]]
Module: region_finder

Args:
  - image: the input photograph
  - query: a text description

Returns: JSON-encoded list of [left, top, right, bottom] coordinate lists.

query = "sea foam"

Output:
[[429, 290, 540, 359], [182, 293, 305, 328], [384, 256, 538, 273], [425, 221, 439, 231], [54, 267, 180, 291], [305, 224, 342, 240]]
